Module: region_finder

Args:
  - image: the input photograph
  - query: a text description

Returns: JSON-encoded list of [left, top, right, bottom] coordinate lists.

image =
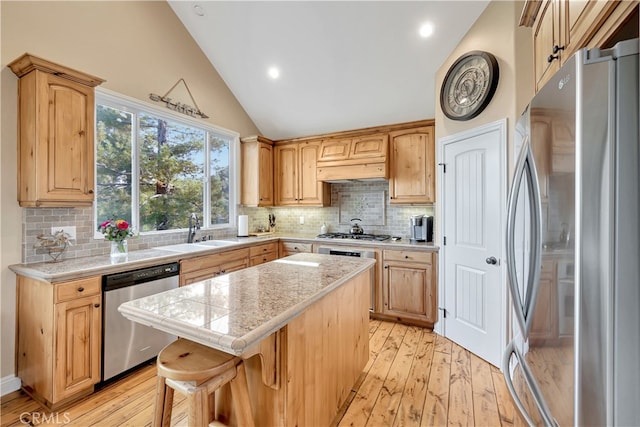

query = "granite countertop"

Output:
[[118, 253, 375, 355], [9, 233, 438, 283]]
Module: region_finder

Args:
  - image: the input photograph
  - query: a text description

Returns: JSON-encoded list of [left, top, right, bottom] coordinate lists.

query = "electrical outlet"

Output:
[[51, 225, 76, 240], [299, 216, 305, 225]]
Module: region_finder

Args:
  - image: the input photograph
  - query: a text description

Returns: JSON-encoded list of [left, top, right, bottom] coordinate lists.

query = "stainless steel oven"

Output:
[[316, 246, 376, 311]]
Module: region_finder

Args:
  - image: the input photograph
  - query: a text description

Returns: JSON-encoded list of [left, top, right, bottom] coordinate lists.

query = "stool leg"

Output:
[[153, 376, 174, 427], [229, 362, 255, 427], [187, 387, 210, 426]]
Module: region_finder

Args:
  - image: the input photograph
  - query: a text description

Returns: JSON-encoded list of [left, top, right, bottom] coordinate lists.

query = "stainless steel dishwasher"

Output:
[[102, 262, 179, 381]]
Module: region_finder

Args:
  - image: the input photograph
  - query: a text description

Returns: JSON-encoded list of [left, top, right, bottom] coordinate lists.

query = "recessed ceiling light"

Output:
[[419, 22, 434, 38], [193, 4, 205, 17], [268, 67, 280, 79]]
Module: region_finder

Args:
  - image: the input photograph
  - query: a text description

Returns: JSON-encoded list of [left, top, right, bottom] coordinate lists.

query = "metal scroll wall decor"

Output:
[[149, 78, 209, 119]]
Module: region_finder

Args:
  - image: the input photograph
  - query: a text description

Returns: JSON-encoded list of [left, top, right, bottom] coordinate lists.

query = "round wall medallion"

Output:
[[440, 51, 499, 121]]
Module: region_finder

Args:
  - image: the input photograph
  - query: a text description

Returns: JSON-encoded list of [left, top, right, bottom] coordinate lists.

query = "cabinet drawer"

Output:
[[55, 276, 101, 303], [541, 259, 555, 279], [280, 241, 312, 255], [250, 251, 278, 266], [249, 242, 278, 257], [181, 248, 249, 274], [383, 250, 432, 264]]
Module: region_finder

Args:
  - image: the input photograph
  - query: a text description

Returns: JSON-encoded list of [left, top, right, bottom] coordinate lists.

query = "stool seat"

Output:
[[157, 339, 239, 383], [153, 339, 255, 427]]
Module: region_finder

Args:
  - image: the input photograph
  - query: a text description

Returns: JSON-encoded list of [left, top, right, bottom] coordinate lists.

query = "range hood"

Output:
[[316, 134, 389, 181]]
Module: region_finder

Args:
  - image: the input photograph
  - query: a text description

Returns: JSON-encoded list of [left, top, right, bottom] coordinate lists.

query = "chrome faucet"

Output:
[[187, 213, 200, 243]]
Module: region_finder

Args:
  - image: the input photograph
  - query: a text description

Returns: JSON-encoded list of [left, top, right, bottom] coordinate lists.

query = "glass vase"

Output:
[[110, 239, 128, 258]]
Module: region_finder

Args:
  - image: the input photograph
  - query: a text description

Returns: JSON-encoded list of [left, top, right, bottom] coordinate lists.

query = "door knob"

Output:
[[486, 256, 498, 265]]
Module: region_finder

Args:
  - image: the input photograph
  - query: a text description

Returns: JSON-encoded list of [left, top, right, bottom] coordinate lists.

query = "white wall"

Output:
[[0, 0, 259, 389]]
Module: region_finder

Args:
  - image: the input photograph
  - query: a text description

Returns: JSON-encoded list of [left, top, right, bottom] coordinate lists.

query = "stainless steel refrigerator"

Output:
[[503, 39, 639, 426]]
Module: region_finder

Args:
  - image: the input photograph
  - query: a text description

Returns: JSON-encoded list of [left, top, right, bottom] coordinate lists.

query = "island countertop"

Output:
[[118, 252, 375, 355]]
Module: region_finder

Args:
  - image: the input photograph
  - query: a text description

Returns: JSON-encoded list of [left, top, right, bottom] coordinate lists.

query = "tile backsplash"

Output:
[[21, 181, 433, 263], [240, 182, 434, 238]]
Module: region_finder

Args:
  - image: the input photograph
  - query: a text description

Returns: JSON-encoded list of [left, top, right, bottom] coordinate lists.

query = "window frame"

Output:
[[94, 88, 240, 239]]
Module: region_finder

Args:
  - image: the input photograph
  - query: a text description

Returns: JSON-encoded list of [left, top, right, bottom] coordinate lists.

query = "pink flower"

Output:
[[100, 220, 111, 229]]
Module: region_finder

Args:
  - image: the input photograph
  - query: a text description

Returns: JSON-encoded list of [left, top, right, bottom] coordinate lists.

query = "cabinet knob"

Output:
[[384, 265, 388, 269], [94, 303, 100, 308], [547, 54, 558, 63], [88, 189, 94, 194], [404, 255, 409, 259], [294, 246, 298, 250], [552, 44, 565, 54], [77, 287, 84, 292]]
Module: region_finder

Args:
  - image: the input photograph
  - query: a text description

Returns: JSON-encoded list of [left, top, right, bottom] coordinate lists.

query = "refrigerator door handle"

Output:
[[506, 138, 543, 337], [502, 342, 557, 427]]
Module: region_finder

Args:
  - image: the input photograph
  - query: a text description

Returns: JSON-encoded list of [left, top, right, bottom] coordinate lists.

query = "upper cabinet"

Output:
[[522, 0, 638, 92], [388, 125, 435, 204], [8, 54, 105, 207], [241, 135, 274, 207], [274, 141, 330, 206]]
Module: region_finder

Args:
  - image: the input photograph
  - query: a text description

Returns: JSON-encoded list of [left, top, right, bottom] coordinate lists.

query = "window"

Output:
[[95, 90, 238, 236]]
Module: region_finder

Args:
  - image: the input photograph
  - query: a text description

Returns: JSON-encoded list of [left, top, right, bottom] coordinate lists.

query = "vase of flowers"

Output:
[[99, 219, 134, 258]]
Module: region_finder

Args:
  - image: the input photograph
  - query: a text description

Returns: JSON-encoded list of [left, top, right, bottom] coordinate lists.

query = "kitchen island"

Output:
[[119, 252, 374, 426]]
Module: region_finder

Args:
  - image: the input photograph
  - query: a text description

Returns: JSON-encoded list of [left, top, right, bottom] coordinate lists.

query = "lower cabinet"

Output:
[[381, 250, 437, 326], [279, 241, 312, 257], [180, 248, 250, 286], [17, 275, 102, 408], [530, 258, 557, 342], [249, 242, 278, 266]]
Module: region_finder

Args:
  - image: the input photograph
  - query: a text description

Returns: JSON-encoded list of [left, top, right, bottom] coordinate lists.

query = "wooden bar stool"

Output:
[[153, 339, 255, 427]]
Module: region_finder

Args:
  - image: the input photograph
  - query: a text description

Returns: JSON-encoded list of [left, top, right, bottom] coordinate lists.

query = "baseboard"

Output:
[[1, 375, 22, 396]]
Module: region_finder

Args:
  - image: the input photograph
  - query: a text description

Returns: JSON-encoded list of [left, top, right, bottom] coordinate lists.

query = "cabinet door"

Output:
[[383, 261, 434, 324], [318, 139, 351, 162], [389, 126, 435, 204], [533, 0, 561, 91], [258, 143, 274, 206], [561, 0, 618, 57], [274, 144, 299, 205], [54, 294, 101, 401], [17, 72, 95, 206], [349, 134, 388, 159], [279, 241, 312, 257], [530, 278, 556, 341], [298, 142, 327, 205]]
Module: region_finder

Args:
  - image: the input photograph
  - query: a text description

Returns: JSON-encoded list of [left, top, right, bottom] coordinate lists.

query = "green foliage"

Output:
[[96, 104, 231, 233]]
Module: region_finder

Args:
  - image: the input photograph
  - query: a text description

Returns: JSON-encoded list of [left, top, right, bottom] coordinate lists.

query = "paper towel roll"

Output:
[[238, 215, 249, 237]]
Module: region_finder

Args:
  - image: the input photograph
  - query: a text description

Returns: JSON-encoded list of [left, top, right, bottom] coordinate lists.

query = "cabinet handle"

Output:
[[88, 189, 94, 194], [552, 44, 565, 54], [77, 287, 84, 292], [547, 45, 565, 63], [94, 303, 100, 308]]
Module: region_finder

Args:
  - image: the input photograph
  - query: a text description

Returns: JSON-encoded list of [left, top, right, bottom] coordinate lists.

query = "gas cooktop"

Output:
[[316, 232, 391, 241]]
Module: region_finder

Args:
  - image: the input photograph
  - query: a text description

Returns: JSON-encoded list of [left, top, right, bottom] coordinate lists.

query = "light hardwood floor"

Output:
[[1, 320, 516, 426]]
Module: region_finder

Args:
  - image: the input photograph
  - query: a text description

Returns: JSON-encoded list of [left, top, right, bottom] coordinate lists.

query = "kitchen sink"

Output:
[[195, 240, 237, 247], [155, 243, 213, 253]]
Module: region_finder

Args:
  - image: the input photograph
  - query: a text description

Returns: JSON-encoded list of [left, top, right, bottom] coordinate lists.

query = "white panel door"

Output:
[[440, 121, 505, 366]]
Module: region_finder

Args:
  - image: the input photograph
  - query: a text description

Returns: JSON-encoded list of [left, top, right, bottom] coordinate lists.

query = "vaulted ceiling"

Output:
[[169, 1, 490, 140]]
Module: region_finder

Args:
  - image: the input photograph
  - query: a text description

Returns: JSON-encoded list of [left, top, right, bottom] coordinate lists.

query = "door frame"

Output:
[[435, 118, 508, 366]]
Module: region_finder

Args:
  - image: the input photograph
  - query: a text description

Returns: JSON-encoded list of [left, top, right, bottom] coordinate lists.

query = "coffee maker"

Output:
[[409, 215, 433, 242]]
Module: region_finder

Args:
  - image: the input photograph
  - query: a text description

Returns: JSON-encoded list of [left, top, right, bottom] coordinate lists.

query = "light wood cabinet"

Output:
[[17, 275, 102, 408], [279, 241, 312, 257], [274, 141, 330, 206], [241, 136, 274, 207], [8, 54, 104, 207], [180, 248, 250, 285], [249, 242, 278, 266], [530, 258, 557, 341], [388, 126, 435, 204], [316, 134, 389, 181], [381, 250, 437, 326], [523, 0, 637, 92]]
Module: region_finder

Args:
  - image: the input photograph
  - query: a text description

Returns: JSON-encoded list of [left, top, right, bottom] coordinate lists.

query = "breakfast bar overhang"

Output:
[[118, 252, 374, 425]]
